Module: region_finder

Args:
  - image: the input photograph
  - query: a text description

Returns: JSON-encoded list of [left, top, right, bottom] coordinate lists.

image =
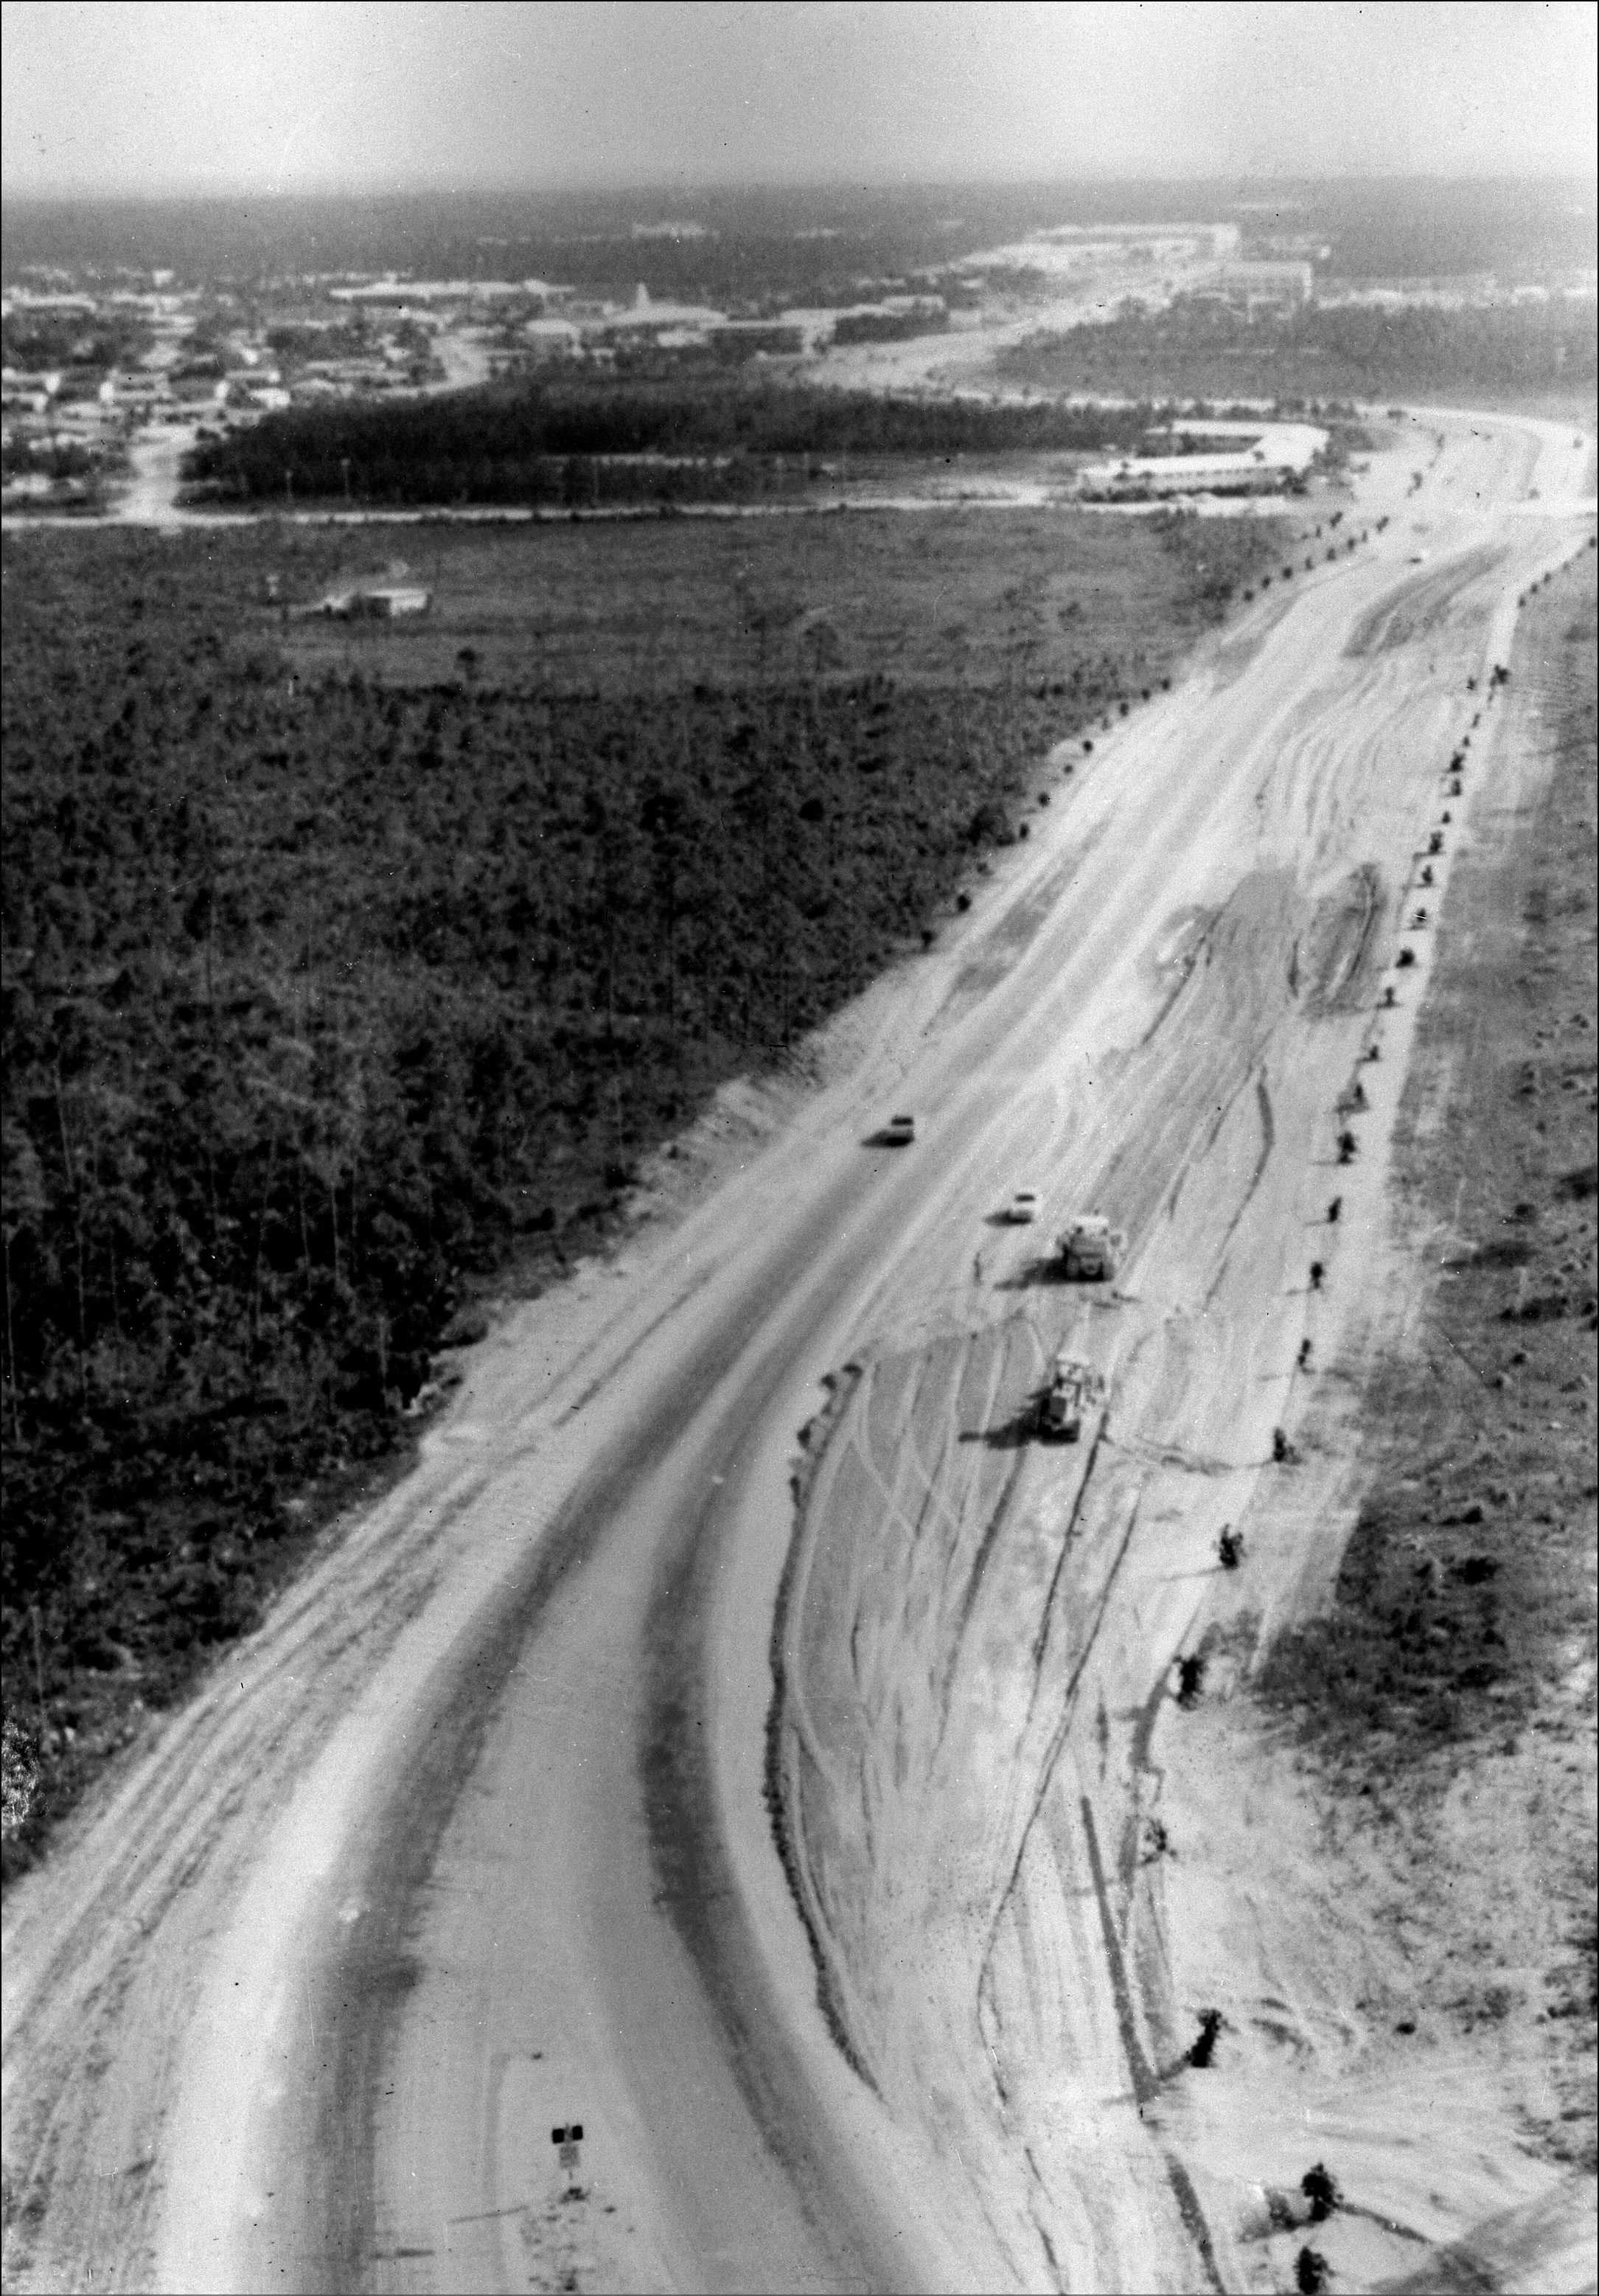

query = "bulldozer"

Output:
[[1056, 1214, 1126, 1281], [1037, 1354, 1105, 1442]]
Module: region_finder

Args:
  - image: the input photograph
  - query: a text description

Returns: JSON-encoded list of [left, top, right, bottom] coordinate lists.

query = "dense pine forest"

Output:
[[183, 381, 1179, 507], [1000, 295, 1599, 408], [0, 509, 1286, 1866]]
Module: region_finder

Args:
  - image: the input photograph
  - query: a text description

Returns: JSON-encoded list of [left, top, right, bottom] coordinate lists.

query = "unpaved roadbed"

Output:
[[767, 448, 1595, 2289]]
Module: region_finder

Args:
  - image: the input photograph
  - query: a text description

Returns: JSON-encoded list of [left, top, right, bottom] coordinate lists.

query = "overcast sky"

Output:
[[3, 0, 1595, 198]]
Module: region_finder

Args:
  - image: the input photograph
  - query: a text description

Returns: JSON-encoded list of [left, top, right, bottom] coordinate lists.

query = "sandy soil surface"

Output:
[[113, 423, 198, 526], [767, 419, 1595, 2292], [1, 411, 1591, 2296]]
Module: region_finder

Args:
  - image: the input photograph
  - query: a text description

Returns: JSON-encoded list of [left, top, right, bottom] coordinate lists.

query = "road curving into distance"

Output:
[[2, 408, 1592, 2296]]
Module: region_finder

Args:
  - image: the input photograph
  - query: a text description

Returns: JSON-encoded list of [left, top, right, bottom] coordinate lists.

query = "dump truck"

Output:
[[1056, 1214, 1126, 1281], [1037, 1354, 1104, 1441]]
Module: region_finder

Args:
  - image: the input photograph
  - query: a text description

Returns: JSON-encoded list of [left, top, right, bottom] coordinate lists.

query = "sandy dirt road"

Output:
[[1, 411, 1591, 2296]]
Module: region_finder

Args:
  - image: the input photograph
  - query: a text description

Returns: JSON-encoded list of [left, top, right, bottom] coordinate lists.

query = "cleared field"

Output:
[[276, 502, 1289, 695]]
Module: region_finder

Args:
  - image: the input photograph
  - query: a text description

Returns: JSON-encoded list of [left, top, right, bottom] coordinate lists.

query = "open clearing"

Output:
[[276, 499, 1284, 695], [1, 412, 1593, 2296]]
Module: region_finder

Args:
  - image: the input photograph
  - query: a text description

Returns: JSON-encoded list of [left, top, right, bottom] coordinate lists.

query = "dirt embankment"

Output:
[[763, 484, 1596, 2292], [1159, 541, 1597, 2294], [1258, 540, 1596, 2121]]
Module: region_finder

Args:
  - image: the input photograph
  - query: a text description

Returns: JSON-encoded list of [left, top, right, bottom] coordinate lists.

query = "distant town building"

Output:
[[522, 316, 585, 357], [329, 276, 570, 307], [1201, 260, 1314, 310], [300, 587, 432, 622], [600, 285, 728, 336], [1076, 418, 1325, 501]]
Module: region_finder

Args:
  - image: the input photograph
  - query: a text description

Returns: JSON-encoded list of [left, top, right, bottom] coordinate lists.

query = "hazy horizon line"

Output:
[[5, 166, 1597, 210]]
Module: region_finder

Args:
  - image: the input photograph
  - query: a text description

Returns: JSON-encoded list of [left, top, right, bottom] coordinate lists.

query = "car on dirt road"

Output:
[[882, 1113, 916, 1146], [1005, 1189, 1040, 1223]]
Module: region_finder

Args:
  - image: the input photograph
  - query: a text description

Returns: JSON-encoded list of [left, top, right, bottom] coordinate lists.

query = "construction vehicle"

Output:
[[1037, 1353, 1104, 1441], [1056, 1214, 1126, 1281]]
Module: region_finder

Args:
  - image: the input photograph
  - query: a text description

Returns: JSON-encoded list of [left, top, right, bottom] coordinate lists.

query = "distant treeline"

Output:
[[184, 383, 1171, 507], [1000, 296, 1598, 406], [6, 179, 1593, 305], [0, 310, 153, 372], [830, 308, 950, 346]]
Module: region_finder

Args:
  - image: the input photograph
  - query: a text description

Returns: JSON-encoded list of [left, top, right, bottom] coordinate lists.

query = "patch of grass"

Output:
[[273, 501, 1289, 696]]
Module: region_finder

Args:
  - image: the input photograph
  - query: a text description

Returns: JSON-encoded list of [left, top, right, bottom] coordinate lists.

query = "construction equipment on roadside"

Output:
[[1037, 1352, 1104, 1441], [1056, 1214, 1126, 1281], [1188, 2008, 1224, 2067], [1176, 1653, 1206, 1707], [1301, 2163, 1342, 2223], [551, 2123, 585, 2195]]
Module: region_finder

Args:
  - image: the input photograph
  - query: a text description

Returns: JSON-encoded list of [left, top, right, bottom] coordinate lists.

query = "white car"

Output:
[[1006, 1189, 1040, 1223]]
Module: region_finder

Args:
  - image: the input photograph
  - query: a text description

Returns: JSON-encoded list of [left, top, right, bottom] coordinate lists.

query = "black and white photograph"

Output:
[[2, 4, 1595, 2290]]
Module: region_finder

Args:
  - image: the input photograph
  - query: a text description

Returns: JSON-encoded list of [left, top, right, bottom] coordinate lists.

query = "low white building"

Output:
[[302, 586, 432, 622], [1201, 260, 1314, 310]]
